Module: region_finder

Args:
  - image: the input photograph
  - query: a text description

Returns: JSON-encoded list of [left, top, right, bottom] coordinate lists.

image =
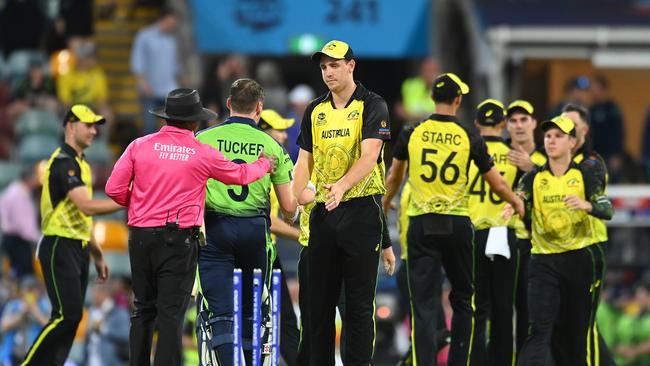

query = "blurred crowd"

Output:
[[2, 0, 650, 365]]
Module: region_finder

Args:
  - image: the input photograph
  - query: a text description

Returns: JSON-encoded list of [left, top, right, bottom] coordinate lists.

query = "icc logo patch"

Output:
[[68, 169, 75, 176], [539, 178, 550, 190], [316, 112, 327, 126]]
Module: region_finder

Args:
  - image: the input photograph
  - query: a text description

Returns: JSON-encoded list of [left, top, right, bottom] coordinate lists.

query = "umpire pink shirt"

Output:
[[105, 125, 270, 228]]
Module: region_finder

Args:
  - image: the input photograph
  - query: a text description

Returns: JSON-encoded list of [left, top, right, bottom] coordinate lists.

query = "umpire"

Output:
[[105, 88, 275, 366], [22, 105, 123, 366], [386, 73, 523, 366], [292, 40, 396, 365]]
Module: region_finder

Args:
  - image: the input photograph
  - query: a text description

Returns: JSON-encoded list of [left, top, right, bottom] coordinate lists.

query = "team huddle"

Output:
[[20, 38, 614, 366]]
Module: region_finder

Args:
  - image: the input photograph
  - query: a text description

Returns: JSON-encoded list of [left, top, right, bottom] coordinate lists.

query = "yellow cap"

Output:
[[476, 99, 505, 125], [311, 40, 354, 62], [259, 110, 295, 131], [432, 73, 470, 101], [541, 116, 576, 136], [506, 100, 534, 116], [64, 104, 106, 125]]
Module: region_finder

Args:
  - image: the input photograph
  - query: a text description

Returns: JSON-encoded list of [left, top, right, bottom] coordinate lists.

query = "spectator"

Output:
[[395, 57, 439, 124], [641, 108, 650, 180], [256, 60, 288, 113], [549, 76, 591, 117], [614, 281, 650, 366], [285, 84, 315, 162], [217, 54, 249, 102], [199, 60, 225, 126], [130, 7, 181, 135], [56, 42, 113, 129], [7, 58, 59, 120], [590, 75, 625, 163], [85, 282, 130, 366], [0, 164, 42, 279], [0, 0, 46, 58], [0, 276, 50, 366]]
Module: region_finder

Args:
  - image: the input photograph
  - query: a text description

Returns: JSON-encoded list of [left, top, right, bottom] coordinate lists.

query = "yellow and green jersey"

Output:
[[393, 114, 493, 217], [468, 136, 519, 230], [197, 117, 294, 217], [518, 162, 613, 254], [296, 82, 390, 203], [511, 145, 548, 240], [41, 143, 93, 243]]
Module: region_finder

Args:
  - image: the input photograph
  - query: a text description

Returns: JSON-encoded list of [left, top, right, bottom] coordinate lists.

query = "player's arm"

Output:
[[69, 187, 123, 216], [269, 215, 300, 241], [382, 126, 412, 212], [516, 171, 535, 228], [274, 182, 298, 224], [293, 102, 316, 201], [49, 158, 123, 215], [383, 159, 407, 212], [470, 130, 523, 216], [565, 162, 613, 219]]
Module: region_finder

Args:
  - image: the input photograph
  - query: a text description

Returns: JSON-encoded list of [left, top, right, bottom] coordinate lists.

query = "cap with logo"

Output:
[[63, 104, 106, 125], [432, 73, 469, 101], [476, 99, 505, 125], [258, 110, 295, 131], [311, 40, 354, 62], [506, 100, 534, 117], [540, 116, 576, 137]]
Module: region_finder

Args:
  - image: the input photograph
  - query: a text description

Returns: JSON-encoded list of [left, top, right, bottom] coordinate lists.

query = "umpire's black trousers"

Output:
[[128, 226, 198, 366], [517, 243, 606, 366], [22, 236, 88, 366], [473, 228, 519, 366], [308, 195, 383, 366], [407, 213, 475, 366]]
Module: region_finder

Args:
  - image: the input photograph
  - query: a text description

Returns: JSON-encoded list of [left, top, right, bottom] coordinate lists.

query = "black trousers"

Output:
[[22, 236, 88, 366], [473, 228, 519, 366], [274, 255, 300, 366], [517, 243, 607, 366], [1, 233, 35, 279], [128, 226, 198, 366], [407, 214, 475, 366], [308, 196, 383, 366], [515, 238, 532, 355]]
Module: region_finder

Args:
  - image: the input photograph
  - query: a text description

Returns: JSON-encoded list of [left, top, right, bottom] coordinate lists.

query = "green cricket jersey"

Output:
[[196, 116, 294, 217]]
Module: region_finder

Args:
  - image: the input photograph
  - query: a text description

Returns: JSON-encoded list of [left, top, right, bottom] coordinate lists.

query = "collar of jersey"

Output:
[[324, 81, 366, 109], [160, 125, 195, 136], [221, 116, 258, 128], [540, 160, 579, 176], [61, 143, 85, 159], [482, 135, 505, 142], [428, 113, 457, 123]]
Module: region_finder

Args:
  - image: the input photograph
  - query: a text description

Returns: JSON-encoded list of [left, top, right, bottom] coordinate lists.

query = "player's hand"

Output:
[[513, 198, 525, 218], [94, 256, 110, 283], [324, 181, 347, 211], [502, 204, 515, 220], [381, 247, 396, 276], [260, 150, 278, 173], [508, 145, 534, 172], [298, 187, 315, 205], [381, 195, 396, 214], [564, 195, 592, 212]]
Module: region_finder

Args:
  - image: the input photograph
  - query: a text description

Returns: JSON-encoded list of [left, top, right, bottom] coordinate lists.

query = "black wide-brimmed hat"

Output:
[[149, 88, 218, 121]]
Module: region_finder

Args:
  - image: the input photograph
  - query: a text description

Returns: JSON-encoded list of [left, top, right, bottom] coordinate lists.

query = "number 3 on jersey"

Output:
[[420, 148, 460, 184], [469, 171, 505, 204], [227, 159, 249, 201]]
